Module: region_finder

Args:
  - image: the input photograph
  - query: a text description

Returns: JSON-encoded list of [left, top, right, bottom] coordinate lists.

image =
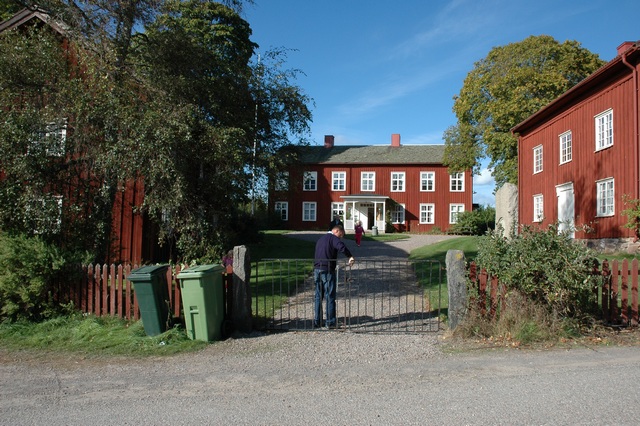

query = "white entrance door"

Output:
[[556, 183, 575, 238]]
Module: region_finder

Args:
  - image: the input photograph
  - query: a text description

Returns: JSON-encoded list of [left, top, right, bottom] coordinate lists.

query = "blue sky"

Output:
[[244, 0, 640, 206]]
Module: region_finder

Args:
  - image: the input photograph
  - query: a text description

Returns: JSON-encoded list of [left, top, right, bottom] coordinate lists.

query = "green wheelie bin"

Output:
[[127, 264, 171, 336], [177, 264, 225, 342]]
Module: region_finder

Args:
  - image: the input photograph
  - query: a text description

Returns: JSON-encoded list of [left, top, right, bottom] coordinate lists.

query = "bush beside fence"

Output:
[[469, 259, 640, 327]]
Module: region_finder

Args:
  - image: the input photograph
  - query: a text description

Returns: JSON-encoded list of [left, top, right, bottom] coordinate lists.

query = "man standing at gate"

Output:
[[314, 224, 355, 329]]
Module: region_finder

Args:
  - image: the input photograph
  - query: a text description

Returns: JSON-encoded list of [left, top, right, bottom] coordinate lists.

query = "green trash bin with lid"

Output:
[[127, 264, 171, 336], [177, 264, 225, 342]]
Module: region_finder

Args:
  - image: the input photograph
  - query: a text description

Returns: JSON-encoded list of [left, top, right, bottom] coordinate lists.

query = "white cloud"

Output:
[[473, 168, 495, 186]]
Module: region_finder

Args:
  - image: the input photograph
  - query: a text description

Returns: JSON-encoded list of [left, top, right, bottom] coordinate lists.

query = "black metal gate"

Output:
[[251, 259, 443, 333]]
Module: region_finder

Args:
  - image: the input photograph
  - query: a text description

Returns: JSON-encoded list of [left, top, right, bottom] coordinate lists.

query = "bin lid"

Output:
[[177, 264, 224, 279], [127, 264, 169, 281]]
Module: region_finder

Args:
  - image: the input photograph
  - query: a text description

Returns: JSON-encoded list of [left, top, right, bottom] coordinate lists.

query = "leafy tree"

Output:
[[449, 205, 495, 235], [0, 1, 311, 263], [444, 35, 604, 187], [0, 0, 22, 21]]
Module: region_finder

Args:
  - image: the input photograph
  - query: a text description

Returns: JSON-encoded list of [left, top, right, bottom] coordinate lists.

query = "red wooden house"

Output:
[[1, 7, 163, 264], [271, 134, 473, 234], [512, 41, 640, 248]]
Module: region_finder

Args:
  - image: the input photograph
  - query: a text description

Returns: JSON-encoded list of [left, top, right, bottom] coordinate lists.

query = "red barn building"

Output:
[[513, 41, 640, 249], [270, 134, 473, 234]]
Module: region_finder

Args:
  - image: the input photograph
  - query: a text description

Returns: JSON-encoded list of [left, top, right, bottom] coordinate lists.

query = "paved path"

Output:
[[284, 231, 460, 259]]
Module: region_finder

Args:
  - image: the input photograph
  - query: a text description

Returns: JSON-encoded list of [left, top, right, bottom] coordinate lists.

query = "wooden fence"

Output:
[[54, 264, 234, 322], [468, 260, 640, 327]]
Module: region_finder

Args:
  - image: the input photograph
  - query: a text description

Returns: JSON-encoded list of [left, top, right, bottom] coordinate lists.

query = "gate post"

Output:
[[446, 250, 468, 330], [232, 245, 252, 333]]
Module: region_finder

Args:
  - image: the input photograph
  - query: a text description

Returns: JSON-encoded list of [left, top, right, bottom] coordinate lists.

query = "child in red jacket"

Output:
[[354, 221, 364, 247]]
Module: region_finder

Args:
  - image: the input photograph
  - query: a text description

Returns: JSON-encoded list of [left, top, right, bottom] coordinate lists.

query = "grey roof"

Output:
[[298, 145, 445, 165]]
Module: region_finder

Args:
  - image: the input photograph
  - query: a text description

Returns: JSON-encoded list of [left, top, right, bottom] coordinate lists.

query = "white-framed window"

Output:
[[420, 172, 435, 192], [26, 194, 63, 234], [449, 204, 464, 224], [274, 201, 288, 221], [302, 202, 317, 221], [596, 178, 614, 217], [361, 172, 375, 192], [533, 195, 543, 222], [449, 172, 464, 192], [533, 145, 543, 174], [274, 172, 289, 191], [595, 109, 613, 151], [391, 172, 405, 192], [559, 131, 572, 164], [303, 171, 317, 191], [332, 171, 346, 191], [30, 120, 67, 157], [331, 202, 344, 221], [419, 204, 435, 224], [391, 204, 405, 224]]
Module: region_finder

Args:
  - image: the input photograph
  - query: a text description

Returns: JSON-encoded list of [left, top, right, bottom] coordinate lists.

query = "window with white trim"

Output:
[[391, 172, 405, 192], [274, 172, 288, 191], [595, 109, 613, 151], [302, 202, 317, 221], [559, 131, 572, 164], [449, 204, 464, 224], [391, 204, 405, 224], [533, 195, 543, 222], [420, 172, 435, 192], [596, 178, 614, 217], [30, 120, 67, 157], [331, 202, 344, 221], [332, 171, 346, 191], [419, 204, 435, 224], [361, 172, 375, 192], [26, 194, 63, 234], [303, 171, 317, 191], [533, 145, 543, 174], [274, 201, 288, 221], [449, 172, 464, 192]]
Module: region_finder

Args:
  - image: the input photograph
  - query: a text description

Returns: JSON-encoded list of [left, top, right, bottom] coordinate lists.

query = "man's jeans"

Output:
[[314, 269, 336, 327]]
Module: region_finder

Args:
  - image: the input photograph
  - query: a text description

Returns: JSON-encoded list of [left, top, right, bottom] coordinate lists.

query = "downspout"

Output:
[[621, 46, 640, 200]]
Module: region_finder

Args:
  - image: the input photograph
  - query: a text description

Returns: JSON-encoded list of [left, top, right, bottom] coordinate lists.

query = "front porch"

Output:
[[341, 194, 388, 234]]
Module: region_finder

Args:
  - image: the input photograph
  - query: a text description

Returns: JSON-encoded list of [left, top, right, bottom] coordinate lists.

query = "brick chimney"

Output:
[[391, 133, 401, 147], [617, 41, 636, 56], [324, 135, 335, 149]]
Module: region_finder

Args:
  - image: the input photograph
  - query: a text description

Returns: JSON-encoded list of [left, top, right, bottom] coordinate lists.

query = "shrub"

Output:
[[0, 232, 84, 322], [448, 206, 496, 235], [474, 224, 599, 318]]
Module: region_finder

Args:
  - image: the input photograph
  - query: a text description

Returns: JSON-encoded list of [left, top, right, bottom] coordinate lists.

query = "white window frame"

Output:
[[449, 172, 464, 192], [419, 203, 435, 224], [331, 202, 344, 221], [559, 131, 572, 165], [533, 194, 543, 222], [302, 202, 317, 222], [303, 171, 317, 191], [361, 172, 375, 192], [30, 120, 67, 157], [274, 201, 288, 221], [533, 145, 543, 174], [391, 172, 405, 192], [449, 204, 464, 224], [596, 178, 614, 217], [274, 172, 289, 191], [391, 204, 405, 224], [420, 171, 435, 192], [332, 171, 346, 191], [595, 109, 613, 151]]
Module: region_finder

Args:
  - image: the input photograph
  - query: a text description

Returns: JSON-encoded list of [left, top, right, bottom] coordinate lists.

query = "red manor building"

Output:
[[270, 134, 473, 234], [513, 41, 640, 248]]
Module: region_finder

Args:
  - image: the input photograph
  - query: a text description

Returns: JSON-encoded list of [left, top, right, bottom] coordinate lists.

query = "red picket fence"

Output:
[[468, 260, 640, 327], [54, 264, 234, 322]]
